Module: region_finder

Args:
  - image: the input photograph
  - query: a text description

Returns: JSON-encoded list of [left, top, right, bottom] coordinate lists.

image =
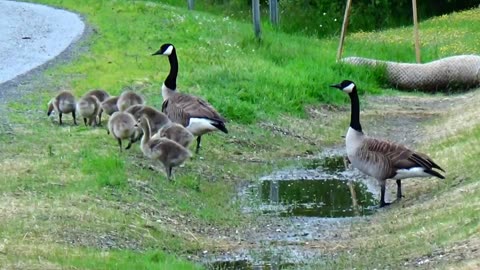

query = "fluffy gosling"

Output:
[[101, 96, 119, 116], [47, 91, 77, 125], [76, 95, 101, 126], [136, 116, 191, 181], [117, 91, 145, 111], [153, 122, 194, 148], [107, 111, 137, 151], [85, 89, 110, 125]]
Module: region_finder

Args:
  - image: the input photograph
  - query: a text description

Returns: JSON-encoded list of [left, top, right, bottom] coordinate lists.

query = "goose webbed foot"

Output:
[[379, 201, 391, 208]]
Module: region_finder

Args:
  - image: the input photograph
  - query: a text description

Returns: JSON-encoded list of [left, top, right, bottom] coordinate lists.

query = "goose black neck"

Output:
[[164, 49, 178, 91], [348, 91, 362, 132]]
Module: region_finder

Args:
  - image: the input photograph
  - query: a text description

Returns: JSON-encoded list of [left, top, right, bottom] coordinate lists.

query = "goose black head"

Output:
[[330, 80, 356, 94], [152, 43, 175, 56]]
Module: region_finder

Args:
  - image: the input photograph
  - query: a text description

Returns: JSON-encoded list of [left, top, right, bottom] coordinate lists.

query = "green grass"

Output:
[[2, 0, 480, 269]]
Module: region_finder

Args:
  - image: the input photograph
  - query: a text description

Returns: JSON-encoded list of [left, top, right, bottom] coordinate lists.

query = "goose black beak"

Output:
[[330, 83, 341, 89], [151, 50, 162, 56]]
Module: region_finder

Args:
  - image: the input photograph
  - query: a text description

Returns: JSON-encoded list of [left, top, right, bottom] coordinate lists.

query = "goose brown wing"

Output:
[[161, 99, 190, 127], [366, 137, 444, 173], [167, 93, 225, 123]]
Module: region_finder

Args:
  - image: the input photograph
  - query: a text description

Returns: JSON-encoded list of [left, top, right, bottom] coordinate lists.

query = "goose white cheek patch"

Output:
[[343, 83, 355, 93], [163, 45, 173, 56]]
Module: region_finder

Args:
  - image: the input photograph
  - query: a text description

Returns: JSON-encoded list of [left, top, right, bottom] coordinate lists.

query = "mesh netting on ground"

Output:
[[342, 55, 480, 92]]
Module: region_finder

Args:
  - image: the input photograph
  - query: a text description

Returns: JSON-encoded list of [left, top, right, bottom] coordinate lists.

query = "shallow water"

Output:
[[259, 178, 376, 218], [203, 153, 380, 268]]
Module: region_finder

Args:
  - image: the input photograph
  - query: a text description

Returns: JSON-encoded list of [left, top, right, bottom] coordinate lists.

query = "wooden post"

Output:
[[252, 0, 261, 39], [187, 0, 194, 10], [412, 0, 421, 63], [336, 0, 353, 62], [269, 0, 279, 26]]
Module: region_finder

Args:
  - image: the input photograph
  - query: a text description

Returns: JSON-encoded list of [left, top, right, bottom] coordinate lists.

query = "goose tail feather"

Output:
[[424, 169, 445, 179], [212, 122, 228, 134]]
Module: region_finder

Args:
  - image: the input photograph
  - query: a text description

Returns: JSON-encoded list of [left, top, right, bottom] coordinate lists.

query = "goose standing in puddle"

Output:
[[330, 80, 445, 207]]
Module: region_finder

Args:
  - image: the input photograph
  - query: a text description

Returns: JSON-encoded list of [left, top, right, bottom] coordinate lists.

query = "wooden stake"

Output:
[[187, 0, 194, 10], [269, 0, 279, 26], [412, 0, 421, 63], [336, 0, 353, 62], [252, 0, 261, 39]]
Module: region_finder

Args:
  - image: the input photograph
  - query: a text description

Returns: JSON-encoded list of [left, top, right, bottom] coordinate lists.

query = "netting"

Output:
[[342, 55, 480, 92]]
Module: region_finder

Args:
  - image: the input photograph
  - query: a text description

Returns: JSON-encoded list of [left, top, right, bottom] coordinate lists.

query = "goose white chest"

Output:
[[345, 127, 364, 158], [162, 83, 174, 101]]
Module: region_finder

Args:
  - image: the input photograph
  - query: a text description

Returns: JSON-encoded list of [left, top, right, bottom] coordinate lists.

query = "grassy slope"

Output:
[[0, 0, 478, 268]]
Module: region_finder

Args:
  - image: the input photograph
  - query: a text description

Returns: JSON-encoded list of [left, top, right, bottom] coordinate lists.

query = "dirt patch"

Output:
[[405, 238, 480, 268]]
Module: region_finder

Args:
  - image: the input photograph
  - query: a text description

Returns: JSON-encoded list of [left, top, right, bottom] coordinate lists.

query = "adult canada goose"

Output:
[[117, 91, 145, 111], [101, 96, 119, 116], [330, 80, 445, 207], [47, 91, 77, 125], [136, 116, 191, 181], [152, 43, 228, 154], [85, 89, 110, 125], [153, 122, 194, 148], [76, 94, 101, 126], [107, 111, 137, 151]]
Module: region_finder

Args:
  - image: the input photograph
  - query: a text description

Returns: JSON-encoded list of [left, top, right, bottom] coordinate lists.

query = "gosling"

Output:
[[85, 89, 110, 125], [76, 95, 101, 126], [153, 122, 194, 148], [107, 111, 137, 151], [125, 104, 171, 134], [117, 91, 145, 111], [47, 91, 77, 125], [101, 96, 119, 116], [136, 116, 191, 181]]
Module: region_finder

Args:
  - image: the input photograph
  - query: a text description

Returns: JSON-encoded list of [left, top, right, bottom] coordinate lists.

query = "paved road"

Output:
[[0, 0, 85, 84]]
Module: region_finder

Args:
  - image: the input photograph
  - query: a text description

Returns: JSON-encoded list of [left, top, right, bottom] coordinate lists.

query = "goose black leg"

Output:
[[59, 112, 63, 125], [117, 138, 122, 152], [72, 111, 77, 125], [379, 181, 390, 207], [195, 136, 202, 154], [98, 110, 103, 126], [125, 139, 133, 150], [396, 180, 403, 199], [166, 166, 173, 181], [83, 118, 87, 126]]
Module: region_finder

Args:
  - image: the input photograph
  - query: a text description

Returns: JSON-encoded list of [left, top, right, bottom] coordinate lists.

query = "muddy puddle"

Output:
[[255, 155, 377, 218], [202, 151, 382, 269]]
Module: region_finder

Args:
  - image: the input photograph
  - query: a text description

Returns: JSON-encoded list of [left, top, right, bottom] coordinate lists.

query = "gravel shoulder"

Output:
[[0, 0, 89, 135], [0, 0, 85, 84]]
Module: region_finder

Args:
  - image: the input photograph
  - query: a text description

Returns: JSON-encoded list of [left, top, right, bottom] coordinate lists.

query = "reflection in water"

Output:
[[208, 258, 293, 270], [260, 179, 376, 218]]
